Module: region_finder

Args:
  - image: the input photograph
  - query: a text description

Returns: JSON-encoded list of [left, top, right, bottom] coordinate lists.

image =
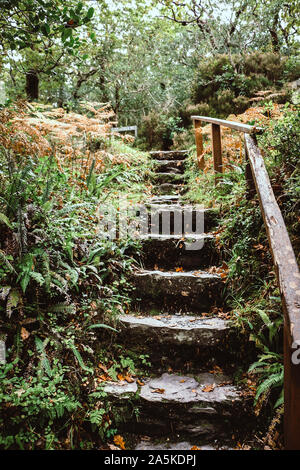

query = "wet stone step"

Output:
[[131, 269, 223, 313], [135, 439, 233, 451], [150, 150, 188, 161], [119, 314, 231, 347], [154, 159, 185, 174], [118, 314, 233, 368], [152, 172, 185, 185], [139, 234, 219, 270], [104, 372, 244, 440]]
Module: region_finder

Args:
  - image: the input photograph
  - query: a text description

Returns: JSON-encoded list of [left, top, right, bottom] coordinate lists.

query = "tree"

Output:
[[0, 0, 95, 100]]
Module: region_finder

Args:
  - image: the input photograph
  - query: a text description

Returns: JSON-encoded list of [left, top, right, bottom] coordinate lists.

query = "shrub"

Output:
[[190, 52, 293, 118]]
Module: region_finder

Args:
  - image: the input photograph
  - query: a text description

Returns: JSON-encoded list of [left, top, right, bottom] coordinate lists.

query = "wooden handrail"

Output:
[[191, 115, 263, 134], [192, 116, 300, 450], [192, 116, 263, 184]]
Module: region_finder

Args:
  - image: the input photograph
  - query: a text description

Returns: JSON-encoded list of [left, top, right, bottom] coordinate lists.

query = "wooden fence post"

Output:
[[211, 123, 222, 184], [244, 133, 256, 199], [194, 119, 204, 170]]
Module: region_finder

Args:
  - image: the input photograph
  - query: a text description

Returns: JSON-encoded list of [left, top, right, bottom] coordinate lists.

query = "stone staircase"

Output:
[[104, 150, 252, 450]]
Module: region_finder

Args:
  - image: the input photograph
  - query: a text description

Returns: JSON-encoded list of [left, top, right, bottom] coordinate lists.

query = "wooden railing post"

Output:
[[211, 123, 222, 184], [244, 133, 256, 199], [193, 119, 204, 170]]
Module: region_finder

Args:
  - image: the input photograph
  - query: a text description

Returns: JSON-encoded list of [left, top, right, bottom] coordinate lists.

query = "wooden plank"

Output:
[[111, 126, 138, 138], [192, 116, 263, 134], [245, 134, 300, 450], [211, 124, 222, 184], [194, 120, 204, 169]]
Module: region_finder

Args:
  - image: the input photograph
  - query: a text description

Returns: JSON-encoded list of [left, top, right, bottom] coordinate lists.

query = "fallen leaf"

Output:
[[202, 384, 216, 393], [108, 444, 120, 451], [124, 375, 134, 383], [151, 388, 165, 394], [21, 327, 30, 340], [98, 363, 108, 374], [191, 446, 201, 450], [137, 379, 145, 386], [114, 435, 126, 450]]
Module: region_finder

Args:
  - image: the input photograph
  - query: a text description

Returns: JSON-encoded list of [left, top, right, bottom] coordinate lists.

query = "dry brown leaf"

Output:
[[202, 384, 216, 393], [124, 375, 134, 383], [151, 388, 165, 394], [21, 327, 30, 340], [113, 435, 126, 450]]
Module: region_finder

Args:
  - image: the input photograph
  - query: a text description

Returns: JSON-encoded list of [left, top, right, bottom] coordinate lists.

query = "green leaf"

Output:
[[70, 345, 92, 373], [86, 7, 94, 19], [30, 271, 45, 286], [41, 23, 50, 36], [87, 323, 118, 333], [6, 288, 21, 318], [61, 28, 72, 42], [0, 213, 12, 229]]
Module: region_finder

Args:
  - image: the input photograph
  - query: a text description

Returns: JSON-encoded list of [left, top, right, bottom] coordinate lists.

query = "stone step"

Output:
[[104, 372, 244, 440], [135, 439, 233, 450], [139, 234, 219, 270], [154, 159, 185, 174], [131, 269, 223, 313], [149, 195, 181, 204], [152, 172, 185, 185], [150, 150, 188, 161], [120, 314, 230, 347], [118, 314, 233, 369], [155, 183, 184, 195], [145, 205, 219, 232]]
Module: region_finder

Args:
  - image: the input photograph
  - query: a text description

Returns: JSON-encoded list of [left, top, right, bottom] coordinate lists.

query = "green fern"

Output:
[[249, 350, 284, 407], [0, 212, 12, 229]]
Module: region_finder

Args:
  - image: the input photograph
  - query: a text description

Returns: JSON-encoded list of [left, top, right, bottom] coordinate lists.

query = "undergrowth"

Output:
[[0, 102, 152, 449]]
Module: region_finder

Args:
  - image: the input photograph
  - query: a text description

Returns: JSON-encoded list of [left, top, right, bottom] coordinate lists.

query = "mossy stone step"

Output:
[[138, 234, 219, 270], [154, 159, 185, 174], [118, 314, 232, 367], [131, 269, 223, 313], [145, 205, 219, 232], [150, 150, 188, 160], [155, 183, 184, 195], [152, 172, 185, 185]]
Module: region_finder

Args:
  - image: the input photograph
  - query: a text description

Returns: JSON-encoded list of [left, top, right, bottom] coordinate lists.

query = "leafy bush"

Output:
[[137, 111, 184, 150], [190, 52, 295, 118]]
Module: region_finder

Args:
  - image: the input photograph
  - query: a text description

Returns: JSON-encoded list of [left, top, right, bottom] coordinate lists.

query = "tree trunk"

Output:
[[25, 70, 39, 101]]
